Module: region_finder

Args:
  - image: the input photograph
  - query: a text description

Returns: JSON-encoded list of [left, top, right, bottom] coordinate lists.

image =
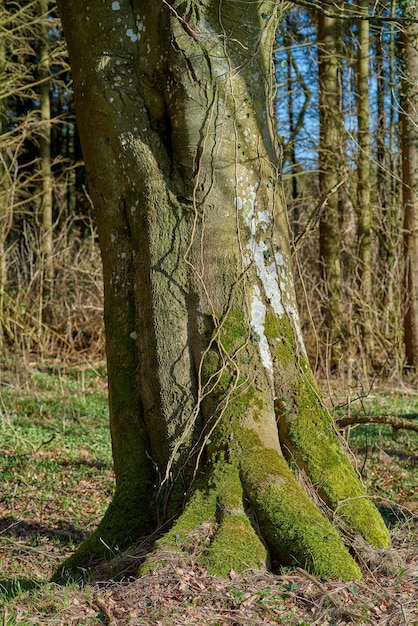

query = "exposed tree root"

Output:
[[153, 446, 362, 581]]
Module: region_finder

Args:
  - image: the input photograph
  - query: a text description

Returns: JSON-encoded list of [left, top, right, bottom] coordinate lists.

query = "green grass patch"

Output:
[[0, 360, 113, 598], [335, 389, 418, 523]]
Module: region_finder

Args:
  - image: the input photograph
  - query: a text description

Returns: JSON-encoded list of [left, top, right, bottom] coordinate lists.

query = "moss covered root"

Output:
[[278, 377, 390, 549], [239, 437, 361, 581], [152, 448, 361, 581], [154, 463, 268, 576]]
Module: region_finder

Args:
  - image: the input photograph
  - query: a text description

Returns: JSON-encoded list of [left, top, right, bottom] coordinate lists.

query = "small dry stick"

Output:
[[93, 595, 115, 626]]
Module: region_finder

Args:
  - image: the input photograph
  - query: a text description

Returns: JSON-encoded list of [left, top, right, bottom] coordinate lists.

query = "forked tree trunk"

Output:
[[401, 0, 418, 369], [55, 0, 389, 581]]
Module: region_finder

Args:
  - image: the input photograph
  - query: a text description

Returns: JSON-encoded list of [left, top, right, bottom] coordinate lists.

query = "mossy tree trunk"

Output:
[[55, 0, 389, 582]]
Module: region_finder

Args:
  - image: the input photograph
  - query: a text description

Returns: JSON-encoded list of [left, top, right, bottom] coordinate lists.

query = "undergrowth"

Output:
[[0, 362, 416, 625]]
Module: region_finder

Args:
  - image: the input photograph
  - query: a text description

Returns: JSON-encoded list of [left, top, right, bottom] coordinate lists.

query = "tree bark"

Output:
[[317, 8, 344, 364], [39, 0, 54, 301], [55, 0, 389, 582], [356, 0, 374, 363], [0, 0, 10, 350], [401, 0, 418, 369]]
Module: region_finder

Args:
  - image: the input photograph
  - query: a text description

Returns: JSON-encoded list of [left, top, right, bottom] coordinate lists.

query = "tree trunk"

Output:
[[55, 0, 389, 582], [0, 0, 9, 350], [401, 0, 418, 369], [284, 18, 299, 232], [317, 8, 344, 365], [39, 0, 54, 300], [356, 0, 374, 364]]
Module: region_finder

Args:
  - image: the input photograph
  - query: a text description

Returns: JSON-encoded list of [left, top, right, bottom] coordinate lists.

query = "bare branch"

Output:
[[291, 0, 415, 23], [336, 414, 418, 439]]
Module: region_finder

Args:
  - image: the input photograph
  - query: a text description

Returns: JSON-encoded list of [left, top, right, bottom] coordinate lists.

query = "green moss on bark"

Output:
[[52, 475, 155, 583], [200, 309, 266, 431], [204, 513, 268, 576], [218, 309, 248, 353], [158, 432, 363, 581], [265, 311, 389, 550], [280, 374, 390, 548], [152, 460, 267, 576], [239, 433, 362, 580], [158, 485, 218, 551], [264, 312, 297, 367]]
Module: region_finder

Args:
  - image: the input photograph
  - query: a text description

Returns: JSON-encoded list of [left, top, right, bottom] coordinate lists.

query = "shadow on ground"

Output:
[[0, 516, 87, 545]]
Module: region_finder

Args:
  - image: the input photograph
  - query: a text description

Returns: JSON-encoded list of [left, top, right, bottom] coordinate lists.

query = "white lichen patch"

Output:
[[275, 250, 284, 266], [234, 175, 307, 358], [251, 285, 273, 372], [119, 131, 136, 150], [130, 331, 137, 340], [236, 183, 284, 317], [97, 56, 112, 72], [126, 28, 140, 42], [112, 1, 120, 10], [257, 210, 270, 231], [234, 196, 243, 211]]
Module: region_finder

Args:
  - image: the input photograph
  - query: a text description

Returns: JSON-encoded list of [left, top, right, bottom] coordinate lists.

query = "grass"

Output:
[[336, 387, 418, 518], [0, 363, 416, 624], [0, 360, 113, 608]]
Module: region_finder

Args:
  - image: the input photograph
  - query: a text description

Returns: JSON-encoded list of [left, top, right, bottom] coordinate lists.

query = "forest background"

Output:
[[1, 0, 418, 382]]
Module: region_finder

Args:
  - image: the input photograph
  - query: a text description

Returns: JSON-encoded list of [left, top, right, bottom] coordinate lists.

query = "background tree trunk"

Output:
[[317, 8, 344, 364], [0, 1, 9, 350], [356, 0, 373, 364], [401, 0, 418, 369], [39, 0, 54, 302], [55, 0, 389, 582]]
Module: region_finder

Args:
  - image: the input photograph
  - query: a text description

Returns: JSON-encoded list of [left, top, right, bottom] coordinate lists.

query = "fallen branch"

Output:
[[336, 414, 418, 439]]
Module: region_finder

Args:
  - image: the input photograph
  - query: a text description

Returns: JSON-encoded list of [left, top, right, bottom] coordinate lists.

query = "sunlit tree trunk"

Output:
[[39, 0, 54, 300], [0, 0, 12, 349], [318, 8, 344, 364], [55, 0, 389, 582], [401, 0, 418, 368], [356, 0, 373, 364]]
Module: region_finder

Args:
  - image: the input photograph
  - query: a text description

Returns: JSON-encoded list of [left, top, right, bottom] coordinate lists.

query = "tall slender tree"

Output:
[[0, 0, 9, 349], [356, 0, 374, 363], [401, 0, 418, 368], [318, 5, 344, 362], [39, 0, 54, 300]]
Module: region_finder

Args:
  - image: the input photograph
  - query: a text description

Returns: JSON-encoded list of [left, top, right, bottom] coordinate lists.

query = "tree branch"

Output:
[[336, 414, 418, 439], [291, 0, 417, 23]]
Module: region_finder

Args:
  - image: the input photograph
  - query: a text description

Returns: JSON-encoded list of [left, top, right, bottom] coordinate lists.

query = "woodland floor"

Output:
[[0, 359, 417, 625]]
